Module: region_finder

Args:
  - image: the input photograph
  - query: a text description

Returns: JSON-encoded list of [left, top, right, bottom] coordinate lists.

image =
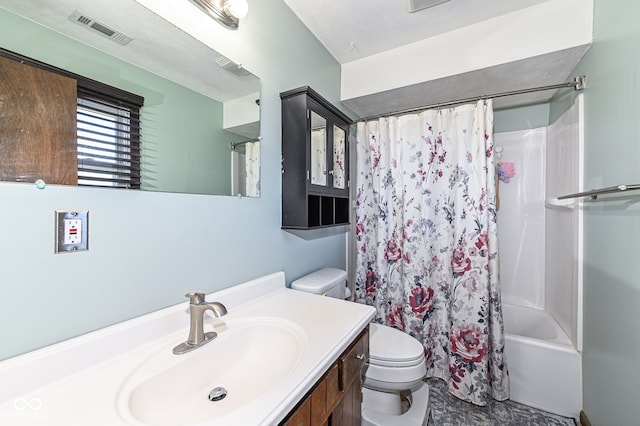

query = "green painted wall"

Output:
[[139, 86, 234, 194], [494, 103, 550, 132], [549, 0, 640, 424], [0, 0, 347, 361]]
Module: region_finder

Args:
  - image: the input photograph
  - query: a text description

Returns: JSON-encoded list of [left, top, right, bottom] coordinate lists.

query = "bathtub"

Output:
[[502, 303, 582, 419]]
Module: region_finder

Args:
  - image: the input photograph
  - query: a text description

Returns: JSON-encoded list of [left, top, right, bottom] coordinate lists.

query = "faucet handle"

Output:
[[185, 292, 206, 305]]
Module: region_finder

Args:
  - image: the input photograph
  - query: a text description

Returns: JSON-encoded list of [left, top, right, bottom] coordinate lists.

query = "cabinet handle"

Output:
[[357, 353, 367, 382]]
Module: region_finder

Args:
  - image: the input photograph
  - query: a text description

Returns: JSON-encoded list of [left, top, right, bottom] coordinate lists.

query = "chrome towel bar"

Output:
[[557, 183, 640, 200]]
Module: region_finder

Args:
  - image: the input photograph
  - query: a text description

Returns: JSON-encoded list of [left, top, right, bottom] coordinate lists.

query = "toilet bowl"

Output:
[[291, 268, 430, 426]]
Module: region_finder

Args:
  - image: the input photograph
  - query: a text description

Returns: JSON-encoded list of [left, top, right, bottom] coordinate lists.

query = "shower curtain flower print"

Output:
[[451, 323, 487, 364], [452, 243, 472, 276], [409, 286, 435, 316], [354, 100, 509, 406], [450, 323, 489, 390]]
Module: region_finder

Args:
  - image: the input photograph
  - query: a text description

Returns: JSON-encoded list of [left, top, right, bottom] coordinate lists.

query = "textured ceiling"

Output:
[[283, 0, 590, 116], [0, 0, 259, 102], [2, 0, 589, 116], [283, 0, 550, 64]]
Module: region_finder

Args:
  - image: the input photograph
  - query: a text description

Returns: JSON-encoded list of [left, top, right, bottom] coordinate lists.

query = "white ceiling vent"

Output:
[[406, 0, 450, 13], [68, 10, 133, 46]]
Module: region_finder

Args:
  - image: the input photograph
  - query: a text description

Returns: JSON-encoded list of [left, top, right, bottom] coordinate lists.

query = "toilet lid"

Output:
[[369, 323, 425, 367]]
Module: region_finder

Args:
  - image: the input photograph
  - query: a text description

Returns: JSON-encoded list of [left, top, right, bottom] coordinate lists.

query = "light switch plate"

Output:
[[55, 210, 89, 253]]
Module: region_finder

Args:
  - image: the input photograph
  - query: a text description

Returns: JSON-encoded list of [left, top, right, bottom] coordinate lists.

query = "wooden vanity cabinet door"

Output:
[[330, 375, 362, 426], [280, 326, 369, 426], [310, 372, 329, 424], [283, 397, 311, 426], [325, 362, 341, 412], [340, 327, 368, 392], [332, 327, 367, 426]]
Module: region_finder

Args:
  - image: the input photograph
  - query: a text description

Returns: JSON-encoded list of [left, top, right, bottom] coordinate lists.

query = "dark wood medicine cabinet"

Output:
[[280, 86, 352, 230]]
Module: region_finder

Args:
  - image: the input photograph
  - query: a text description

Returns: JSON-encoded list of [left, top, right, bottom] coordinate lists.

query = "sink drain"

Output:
[[208, 386, 227, 402]]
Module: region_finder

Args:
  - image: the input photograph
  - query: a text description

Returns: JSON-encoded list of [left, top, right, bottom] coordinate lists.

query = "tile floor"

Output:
[[426, 378, 577, 426]]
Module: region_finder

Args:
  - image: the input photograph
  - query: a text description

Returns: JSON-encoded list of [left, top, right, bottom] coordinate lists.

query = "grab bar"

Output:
[[557, 183, 640, 200]]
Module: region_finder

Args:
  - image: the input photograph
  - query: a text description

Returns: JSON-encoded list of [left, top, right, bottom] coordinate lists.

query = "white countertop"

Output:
[[0, 272, 375, 425]]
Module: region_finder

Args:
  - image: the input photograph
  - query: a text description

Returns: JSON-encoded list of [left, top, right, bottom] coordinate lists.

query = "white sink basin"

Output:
[[0, 273, 376, 425], [117, 317, 307, 426]]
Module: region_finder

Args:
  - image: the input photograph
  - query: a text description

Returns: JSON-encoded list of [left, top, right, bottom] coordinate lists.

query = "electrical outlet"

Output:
[[55, 210, 89, 253], [63, 219, 82, 244]]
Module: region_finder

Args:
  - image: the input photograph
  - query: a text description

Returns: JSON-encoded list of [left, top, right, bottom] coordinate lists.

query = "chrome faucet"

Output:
[[173, 292, 228, 355]]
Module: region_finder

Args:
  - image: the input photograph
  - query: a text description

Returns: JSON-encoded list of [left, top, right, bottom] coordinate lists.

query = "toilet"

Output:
[[291, 268, 430, 426]]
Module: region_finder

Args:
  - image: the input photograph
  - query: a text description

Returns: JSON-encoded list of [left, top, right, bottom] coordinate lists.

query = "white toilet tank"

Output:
[[291, 268, 348, 299]]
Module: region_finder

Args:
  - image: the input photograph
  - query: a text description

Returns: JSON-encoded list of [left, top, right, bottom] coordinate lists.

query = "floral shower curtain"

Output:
[[245, 141, 260, 197], [354, 100, 509, 405]]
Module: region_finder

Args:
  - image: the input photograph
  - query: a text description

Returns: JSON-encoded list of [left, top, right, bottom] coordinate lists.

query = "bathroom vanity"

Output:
[[0, 272, 375, 425], [281, 326, 369, 425]]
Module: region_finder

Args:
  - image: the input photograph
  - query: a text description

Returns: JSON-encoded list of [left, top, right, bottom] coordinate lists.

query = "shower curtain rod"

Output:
[[230, 136, 262, 150], [360, 76, 586, 121]]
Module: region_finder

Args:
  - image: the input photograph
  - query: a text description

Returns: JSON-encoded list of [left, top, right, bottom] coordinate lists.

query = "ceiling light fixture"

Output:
[[188, 0, 248, 30]]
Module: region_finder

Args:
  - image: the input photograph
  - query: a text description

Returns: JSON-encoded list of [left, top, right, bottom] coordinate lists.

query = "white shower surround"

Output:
[[495, 95, 583, 419]]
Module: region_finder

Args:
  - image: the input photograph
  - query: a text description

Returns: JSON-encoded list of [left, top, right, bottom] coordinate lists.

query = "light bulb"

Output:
[[223, 0, 248, 19]]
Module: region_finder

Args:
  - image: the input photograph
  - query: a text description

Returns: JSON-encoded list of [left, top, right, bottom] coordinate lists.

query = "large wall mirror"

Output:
[[0, 0, 261, 197]]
